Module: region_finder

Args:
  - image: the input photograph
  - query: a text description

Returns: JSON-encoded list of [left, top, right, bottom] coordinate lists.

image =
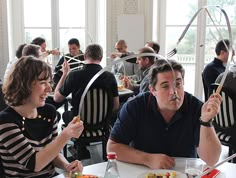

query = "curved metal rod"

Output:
[[165, 5, 233, 94], [78, 5, 233, 116], [196, 153, 236, 178], [78, 53, 172, 116], [55, 55, 85, 68]]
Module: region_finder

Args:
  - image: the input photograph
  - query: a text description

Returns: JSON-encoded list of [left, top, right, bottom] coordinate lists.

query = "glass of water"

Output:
[[185, 159, 203, 178]]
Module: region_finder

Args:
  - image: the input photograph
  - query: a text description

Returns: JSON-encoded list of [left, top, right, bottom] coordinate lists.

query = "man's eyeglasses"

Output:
[[115, 48, 123, 51]]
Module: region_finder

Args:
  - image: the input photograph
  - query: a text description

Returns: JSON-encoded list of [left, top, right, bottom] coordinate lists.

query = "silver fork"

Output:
[[166, 48, 177, 59]]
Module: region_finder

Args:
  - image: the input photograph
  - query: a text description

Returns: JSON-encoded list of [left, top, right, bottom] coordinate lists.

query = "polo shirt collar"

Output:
[[213, 57, 224, 66], [151, 92, 188, 125]]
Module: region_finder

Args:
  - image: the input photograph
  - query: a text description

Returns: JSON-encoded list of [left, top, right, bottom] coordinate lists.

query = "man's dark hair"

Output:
[[149, 59, 185, 88], [151, 42, 160, 53], [68, 38, 80, 46], [16, 43, 27, 59], [138, 47, 155, 64], [31, 37, 46, 46], [146, 41, 160, 53], [85, 43, 103, 60], [215, 39, 230, 56], [22, 44, 41, 58]]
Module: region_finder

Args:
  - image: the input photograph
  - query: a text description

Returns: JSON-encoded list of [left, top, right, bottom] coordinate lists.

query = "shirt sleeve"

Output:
[[59, 71, 74, 97], [110, 101, 137, 144], [110, 74, 119, 97], [0, 122, 37, 170]]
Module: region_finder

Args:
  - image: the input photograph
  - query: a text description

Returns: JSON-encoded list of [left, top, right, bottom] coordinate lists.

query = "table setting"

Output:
[[54, 154, 236, 178]]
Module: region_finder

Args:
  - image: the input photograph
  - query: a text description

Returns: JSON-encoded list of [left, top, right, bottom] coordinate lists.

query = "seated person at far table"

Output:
[[122, 47, 156, 94], [3, 44, 42, 83], [3, 43, 26, 82], [54, 43, 120, 159], [0, 56, 84, 177], [53, 38, 85, 89], [31, 37, 60, 58], [110, 39, 141, 77], [145, 41, 160, 54], [107, 60, 222, 169]]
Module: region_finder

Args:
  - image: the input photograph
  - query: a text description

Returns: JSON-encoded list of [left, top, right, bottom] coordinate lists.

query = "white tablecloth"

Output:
[[54, 157, 235, 178]]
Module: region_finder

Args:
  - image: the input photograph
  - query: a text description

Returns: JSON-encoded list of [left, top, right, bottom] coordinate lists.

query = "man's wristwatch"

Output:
[[200, 117, 214, 127]]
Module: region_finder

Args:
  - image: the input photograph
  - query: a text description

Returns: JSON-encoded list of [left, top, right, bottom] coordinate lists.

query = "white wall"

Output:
[[0, 0, 9, 80], [106, 0, 154, 66]]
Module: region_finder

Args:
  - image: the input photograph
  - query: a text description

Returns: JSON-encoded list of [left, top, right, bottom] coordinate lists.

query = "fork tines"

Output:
[[166, 48, 177, 59]]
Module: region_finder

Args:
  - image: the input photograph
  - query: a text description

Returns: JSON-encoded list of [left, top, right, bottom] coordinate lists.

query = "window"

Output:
[[23, 0, 107, 66], [24, 0, 52, 48], [154, 0, 236, 99], [59, 0, 86, 53], [205, 2, 236, 60], [165, 0, 198, 95]]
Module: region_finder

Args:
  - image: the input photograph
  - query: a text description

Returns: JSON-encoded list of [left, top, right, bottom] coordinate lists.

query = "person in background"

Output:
[[122, 47, 155, 94], [53, 38, 85, 88], [3, 43, 27, 81], [31, 37, 60, 58], [202, 39, 232, 100], [107, 59, 222, 169], [4, 44, 41, 82], [0, 56, 84, 177], [54, 43, 119, 160], [145, 41, 160, 54], [110, 39, 141, 76], [22, 44, 41, 58]]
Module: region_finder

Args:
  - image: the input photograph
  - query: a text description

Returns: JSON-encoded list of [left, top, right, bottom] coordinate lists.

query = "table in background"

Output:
[[118, 88, 134, 104], [54, 157, 235, 178]]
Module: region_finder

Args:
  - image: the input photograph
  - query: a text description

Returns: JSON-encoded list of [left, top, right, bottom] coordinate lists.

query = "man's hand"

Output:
[[145, 154, 175, 169], [122, 76, 134, 90], [201, 93, 222, 122], [110, 52, 122, 59], [61, 60, 70, 76]]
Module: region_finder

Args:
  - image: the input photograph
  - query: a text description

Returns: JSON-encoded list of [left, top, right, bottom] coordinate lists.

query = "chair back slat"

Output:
[[98, 89, 103, 123], [80, 87, 112, 129], [211, 83, 236, 129], [209, 83, 236, 162]]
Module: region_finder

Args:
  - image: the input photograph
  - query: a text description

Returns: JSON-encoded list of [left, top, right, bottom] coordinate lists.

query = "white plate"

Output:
[[137, 169, 187, 178]]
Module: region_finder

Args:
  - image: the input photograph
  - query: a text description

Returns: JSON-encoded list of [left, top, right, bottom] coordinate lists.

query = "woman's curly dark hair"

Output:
[[3, 56, 52, 106]]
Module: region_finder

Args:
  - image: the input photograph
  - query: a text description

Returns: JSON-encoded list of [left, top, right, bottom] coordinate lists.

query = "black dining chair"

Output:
[[62, 87, 113, 161], [209, 83, 236, 163]]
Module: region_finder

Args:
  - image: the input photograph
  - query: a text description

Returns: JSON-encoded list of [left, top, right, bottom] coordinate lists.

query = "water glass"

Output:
[[185, 159, 203, 178], [115, 73, 123, 86], [128, 75, 141, 84]]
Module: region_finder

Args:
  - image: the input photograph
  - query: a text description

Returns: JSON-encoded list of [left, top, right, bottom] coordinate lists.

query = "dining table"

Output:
[[54, 157, 235, 178]]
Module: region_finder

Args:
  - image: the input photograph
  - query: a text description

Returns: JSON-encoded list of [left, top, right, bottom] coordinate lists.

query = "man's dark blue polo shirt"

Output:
[[110, 92, 203, 158]]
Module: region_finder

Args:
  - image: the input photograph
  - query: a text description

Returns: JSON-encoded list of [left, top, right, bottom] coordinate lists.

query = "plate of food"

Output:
[[117, 85, 126, 91], [137, 169, 187, 178], [63, 172, 100, 178]]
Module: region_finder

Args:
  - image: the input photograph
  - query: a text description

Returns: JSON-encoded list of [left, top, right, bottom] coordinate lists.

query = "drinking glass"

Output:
[[128, 75, 141, 84], [185, 159, 203, 178], [115, 73, 123, 87]]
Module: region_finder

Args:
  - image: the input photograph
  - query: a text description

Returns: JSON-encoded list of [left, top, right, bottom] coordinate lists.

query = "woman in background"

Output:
[[0, 56, 83, 177]]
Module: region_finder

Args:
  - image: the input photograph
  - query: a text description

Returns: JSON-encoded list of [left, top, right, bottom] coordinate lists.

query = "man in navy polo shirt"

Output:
[[107, 59, 222, 169]]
